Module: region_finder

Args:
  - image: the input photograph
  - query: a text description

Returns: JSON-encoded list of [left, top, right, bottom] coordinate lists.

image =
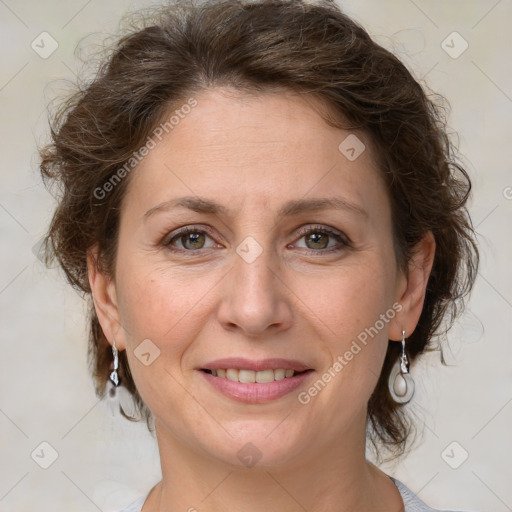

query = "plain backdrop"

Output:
[[0, 1, 511, 511]]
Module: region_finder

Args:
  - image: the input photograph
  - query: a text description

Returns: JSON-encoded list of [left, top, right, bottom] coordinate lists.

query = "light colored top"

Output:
[[118, 476, 475, 511]]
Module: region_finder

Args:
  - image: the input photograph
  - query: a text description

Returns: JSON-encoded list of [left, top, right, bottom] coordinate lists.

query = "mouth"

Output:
[[201, 368, 309, 382], [199, 358, 314, 403]]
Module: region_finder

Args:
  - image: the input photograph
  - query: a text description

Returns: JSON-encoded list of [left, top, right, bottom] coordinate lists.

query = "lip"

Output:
[[200, 358, 312, 372], [198, 358, 314, 404], [200, 371, 313, 403]]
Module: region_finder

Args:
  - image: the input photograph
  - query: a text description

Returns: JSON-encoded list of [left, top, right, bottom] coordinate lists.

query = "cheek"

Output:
[[291, 265, 396, 441], [114, 261, 219, 416], [300, 259, 396, 343], [115, 256, 221, 352], [304, 256, 396, 396]]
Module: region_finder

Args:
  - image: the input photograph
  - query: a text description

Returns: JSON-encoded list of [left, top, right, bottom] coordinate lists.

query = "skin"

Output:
[[89, 87, 435, 512]]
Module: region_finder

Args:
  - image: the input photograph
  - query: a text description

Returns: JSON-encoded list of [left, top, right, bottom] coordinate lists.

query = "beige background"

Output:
[[0, 0, 511, 511]]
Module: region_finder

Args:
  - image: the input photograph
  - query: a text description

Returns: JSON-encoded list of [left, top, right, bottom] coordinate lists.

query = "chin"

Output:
[[194, 419, 310, 469]]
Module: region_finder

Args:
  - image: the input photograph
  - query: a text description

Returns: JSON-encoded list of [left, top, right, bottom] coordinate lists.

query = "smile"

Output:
[[199, 358, 314, 403], [204, 368, 299, 382]]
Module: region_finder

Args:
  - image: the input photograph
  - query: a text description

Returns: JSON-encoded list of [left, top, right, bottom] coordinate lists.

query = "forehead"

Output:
[[123, 87, 388, 222]]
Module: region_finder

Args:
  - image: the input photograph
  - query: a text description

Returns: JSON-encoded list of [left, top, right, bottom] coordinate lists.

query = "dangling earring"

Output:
[[388, 330, 415, 404], [104, 338, 133, 417], [108, 337, 121, 397]]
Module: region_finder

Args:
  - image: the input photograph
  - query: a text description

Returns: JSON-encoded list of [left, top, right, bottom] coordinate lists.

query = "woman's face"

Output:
[[102, 88, 410, 467]]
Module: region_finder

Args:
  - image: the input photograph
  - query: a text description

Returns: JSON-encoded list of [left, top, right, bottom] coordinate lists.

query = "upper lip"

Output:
[[200, 358, 313, 372]]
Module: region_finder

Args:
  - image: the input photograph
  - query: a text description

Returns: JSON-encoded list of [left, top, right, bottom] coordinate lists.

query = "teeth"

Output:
[[226, 369, 239, 382], [209, 368, 298, 382], [256, 369, 275, 383], [274, 369, 285, 381], [239, 369, 256, 383]]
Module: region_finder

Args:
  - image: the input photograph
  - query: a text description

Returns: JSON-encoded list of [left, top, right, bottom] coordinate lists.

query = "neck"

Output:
[[144, 416, 403, 512]]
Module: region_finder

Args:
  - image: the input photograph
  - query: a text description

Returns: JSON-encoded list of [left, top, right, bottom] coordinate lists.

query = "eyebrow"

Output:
[[143, 195, 368, 220]]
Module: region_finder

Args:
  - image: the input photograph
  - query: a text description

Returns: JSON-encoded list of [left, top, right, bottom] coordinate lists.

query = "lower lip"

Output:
[[200, 370, 314, 404]]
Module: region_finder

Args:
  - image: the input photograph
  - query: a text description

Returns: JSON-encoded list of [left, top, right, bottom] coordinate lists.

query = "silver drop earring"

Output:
[[105, 338, 133, 416], [388, 330, 415, 404], [108, 337, 121, 396]]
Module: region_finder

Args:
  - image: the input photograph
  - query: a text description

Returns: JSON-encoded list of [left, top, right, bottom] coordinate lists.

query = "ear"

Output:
[[87, 247, 126, 351], [389, 231, 436, 341]]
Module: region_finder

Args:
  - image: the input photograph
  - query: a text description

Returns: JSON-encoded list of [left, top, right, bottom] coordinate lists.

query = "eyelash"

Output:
[[293, 225, 350, 253], [162, 224, 350, 255]]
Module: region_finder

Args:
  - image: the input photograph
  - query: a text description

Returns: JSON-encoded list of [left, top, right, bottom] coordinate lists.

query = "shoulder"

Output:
[[390, 476, 477, 512]]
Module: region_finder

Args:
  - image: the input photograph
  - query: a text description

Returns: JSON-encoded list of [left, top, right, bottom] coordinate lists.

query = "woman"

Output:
[[40, 0, 479, 510]]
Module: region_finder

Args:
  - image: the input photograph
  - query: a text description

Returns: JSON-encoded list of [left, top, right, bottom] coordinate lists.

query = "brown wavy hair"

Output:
[[39, 0, 479, 460]]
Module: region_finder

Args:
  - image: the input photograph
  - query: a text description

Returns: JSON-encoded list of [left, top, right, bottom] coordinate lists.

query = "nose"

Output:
[[216, 243, 294, 338]]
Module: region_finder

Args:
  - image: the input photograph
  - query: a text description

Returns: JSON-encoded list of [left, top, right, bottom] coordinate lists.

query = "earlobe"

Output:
[[87, 249, 126, 351], [389, 231, 436, 341]]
